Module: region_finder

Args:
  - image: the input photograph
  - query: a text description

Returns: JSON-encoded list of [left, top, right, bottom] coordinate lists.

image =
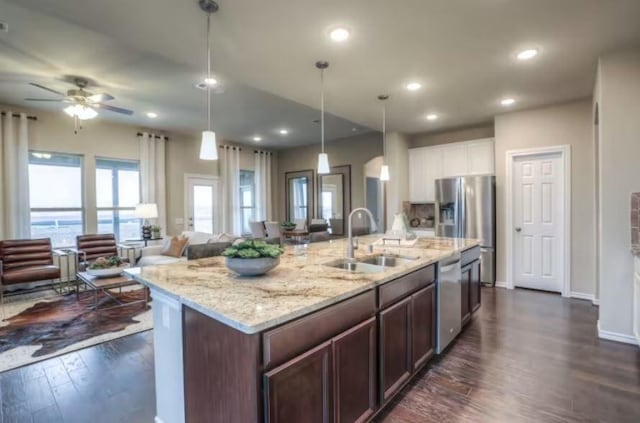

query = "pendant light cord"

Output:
[[206, 13, 212, 131], [382, 101, 386, 159], [320, 68, 325, 154]]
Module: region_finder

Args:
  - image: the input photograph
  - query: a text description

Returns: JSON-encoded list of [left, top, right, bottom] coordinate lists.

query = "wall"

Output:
[[409, 123, 494, 149], [494, 99, 596, 297], [3, 104, 274, 238], [277, 131, 382, 221], [596, 48, 640, 339]]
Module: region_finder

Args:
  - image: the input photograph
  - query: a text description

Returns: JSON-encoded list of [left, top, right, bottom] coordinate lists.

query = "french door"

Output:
[[185, 175, 219, 234]]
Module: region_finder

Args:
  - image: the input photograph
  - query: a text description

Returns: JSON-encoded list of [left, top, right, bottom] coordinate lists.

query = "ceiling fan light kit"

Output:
[[199, 0, 219, 161]]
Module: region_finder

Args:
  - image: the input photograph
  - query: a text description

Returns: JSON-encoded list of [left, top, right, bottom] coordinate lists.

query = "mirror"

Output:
[[285, 170, 314, 228], [318, 165, 351, 235]]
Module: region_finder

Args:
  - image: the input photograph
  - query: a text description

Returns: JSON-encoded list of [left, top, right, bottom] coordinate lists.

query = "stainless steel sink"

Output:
[[358, 253, 418, 267], [323, 259, 385, 273]]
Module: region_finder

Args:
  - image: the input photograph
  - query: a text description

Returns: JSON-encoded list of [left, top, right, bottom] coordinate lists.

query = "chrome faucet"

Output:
[[347, 208, 378, 261]]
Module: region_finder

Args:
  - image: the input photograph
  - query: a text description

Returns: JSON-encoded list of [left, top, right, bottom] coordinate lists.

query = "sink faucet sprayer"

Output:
[[347, 208, 378, 261]]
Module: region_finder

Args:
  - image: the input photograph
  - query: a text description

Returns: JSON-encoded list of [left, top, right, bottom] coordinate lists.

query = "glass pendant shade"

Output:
[[200, 130, 218, 160], [317, 153, 331, 174], [380, 164, 390, 181], [64, 104, 98, 120]]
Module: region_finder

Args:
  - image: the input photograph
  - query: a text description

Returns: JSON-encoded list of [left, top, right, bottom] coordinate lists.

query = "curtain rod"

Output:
[[1, 111, 37, 121], [220, 145, 242, 151], [136, 132, 169, 140], [254, 150, 273, 155]]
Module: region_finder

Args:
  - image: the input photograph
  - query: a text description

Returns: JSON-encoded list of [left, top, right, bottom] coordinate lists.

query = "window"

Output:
[[96, 158, 141, 241], [29, 152, 84, 247], [239, 170, 255, 234]]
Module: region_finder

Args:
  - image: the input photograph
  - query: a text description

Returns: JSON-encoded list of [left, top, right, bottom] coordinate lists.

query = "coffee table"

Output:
[[76, 271, 149, 311]]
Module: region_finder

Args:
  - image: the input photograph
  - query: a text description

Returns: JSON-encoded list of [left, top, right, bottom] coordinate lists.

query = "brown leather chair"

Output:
[[0, 238, 61, 308], [76, 234, 130, 270]]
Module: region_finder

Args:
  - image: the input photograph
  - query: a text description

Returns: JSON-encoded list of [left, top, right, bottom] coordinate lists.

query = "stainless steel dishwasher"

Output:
[[436, 253, 462, 354]]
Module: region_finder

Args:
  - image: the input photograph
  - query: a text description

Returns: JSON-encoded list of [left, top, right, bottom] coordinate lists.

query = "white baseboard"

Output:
[[592, 297, 600, 306], [597, 320, 639, 346], [494, 281, 508, 289], [570, 291, 595, 302]]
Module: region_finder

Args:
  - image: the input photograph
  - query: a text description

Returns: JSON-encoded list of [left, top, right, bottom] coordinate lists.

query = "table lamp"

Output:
[[135, 203, 158, 240]]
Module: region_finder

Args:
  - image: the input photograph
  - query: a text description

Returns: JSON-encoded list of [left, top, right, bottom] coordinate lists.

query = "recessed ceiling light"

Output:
[[517, 48, 539, 61], [406, 82, 422, 91], [329, 27, 350, 42], [279, 129, 289, 135], [204, 77, 218, 86], [253, 136, 262, 142], [501, 98, 516, 106], [426, 114, 439, 121], [146, 112, 158, 119]]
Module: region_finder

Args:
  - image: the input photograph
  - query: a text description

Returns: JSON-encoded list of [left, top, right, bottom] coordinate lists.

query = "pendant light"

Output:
[[199, 0, 219, 161], [379, 95, 390, 181], [316, 61, 331, 174]]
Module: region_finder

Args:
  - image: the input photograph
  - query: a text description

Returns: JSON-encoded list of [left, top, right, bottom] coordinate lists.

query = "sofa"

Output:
[[137, 231, 236, 267]]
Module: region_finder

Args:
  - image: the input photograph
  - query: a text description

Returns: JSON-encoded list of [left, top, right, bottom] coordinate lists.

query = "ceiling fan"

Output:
[[25, 77, 134, 132]]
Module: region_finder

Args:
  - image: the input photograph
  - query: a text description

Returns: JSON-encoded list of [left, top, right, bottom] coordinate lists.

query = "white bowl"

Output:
[[86, 264, 131, 278], [225, 257, 280, 276]]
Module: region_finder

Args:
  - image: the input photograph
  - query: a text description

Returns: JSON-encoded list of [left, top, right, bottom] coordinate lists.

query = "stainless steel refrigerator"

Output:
[[435, 176, 496, 285]]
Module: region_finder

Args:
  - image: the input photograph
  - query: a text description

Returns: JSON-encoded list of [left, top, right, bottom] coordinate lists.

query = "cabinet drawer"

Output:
[[461, 246, 480, 267], [263, 290, 376, 369], [378, 265, 435, 309]]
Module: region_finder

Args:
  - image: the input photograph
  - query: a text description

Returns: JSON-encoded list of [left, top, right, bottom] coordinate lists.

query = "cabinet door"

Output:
[[470, 260, 481, 313], [467, 139, 495, 175], [409, 149, 426, 202], [461, 266, 471, 325], [333, 318, 377, 423], [379, 296, 412, 403], [442, 144, 468, 177], [264, 341, 332, 423], [411, 284, 436, 370], [424, 148, 444, 201]]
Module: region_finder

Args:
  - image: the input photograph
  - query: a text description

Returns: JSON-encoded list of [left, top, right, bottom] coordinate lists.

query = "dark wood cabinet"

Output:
[[264, 341, 333, 423], [461, 265, 471, 325], [470, 259, 481, 312], [379, 296, 412, 403], [333, 317, 377, 423], [411, 284, 436, 371]]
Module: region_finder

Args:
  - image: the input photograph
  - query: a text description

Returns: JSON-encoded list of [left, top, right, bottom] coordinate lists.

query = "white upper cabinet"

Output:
[[466, 138, 495, 175], [409, 138, 494, 202], [442, 143, 468, 177]]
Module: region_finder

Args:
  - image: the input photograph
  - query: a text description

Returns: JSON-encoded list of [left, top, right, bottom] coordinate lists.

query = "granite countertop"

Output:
[[127, 236, 480, 334]]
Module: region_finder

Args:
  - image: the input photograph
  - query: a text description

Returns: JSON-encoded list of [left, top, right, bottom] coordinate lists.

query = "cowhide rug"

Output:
[[0, 288, 152, 372]]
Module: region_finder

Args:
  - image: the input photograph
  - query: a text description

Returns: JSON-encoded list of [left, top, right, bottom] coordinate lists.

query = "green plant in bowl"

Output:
[[222, 240, 285, 276], [281, 221, 296, 230]]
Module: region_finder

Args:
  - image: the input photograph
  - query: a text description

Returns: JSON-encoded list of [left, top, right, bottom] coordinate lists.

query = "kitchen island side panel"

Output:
[[183, 306, 262, 423]]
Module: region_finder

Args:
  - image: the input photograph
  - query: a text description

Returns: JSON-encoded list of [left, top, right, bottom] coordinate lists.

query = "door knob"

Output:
[[515, 227, 522, 232]]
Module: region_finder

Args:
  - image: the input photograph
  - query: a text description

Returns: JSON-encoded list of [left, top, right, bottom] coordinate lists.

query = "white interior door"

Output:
[[513, 152, 564, 293], [186, 176, 219, 234]]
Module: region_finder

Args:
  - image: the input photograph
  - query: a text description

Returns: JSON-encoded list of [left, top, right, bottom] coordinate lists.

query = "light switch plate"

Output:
[[175, 217, 184, 225]]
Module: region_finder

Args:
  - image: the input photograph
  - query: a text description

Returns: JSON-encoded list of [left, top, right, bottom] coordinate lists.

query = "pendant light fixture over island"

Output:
[[199, 0, 219, 161], [316, 61, 331, 174], [379, 94, 390, 181]]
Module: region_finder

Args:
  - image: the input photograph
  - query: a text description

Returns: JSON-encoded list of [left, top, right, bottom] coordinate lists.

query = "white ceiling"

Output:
[[2, 0, 640, 148]]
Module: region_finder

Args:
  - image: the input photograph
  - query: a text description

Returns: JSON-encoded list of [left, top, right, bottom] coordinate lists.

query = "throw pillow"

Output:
[[161, 236, 189, 258]]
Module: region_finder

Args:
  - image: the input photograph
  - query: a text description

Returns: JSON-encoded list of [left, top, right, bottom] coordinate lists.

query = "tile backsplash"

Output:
[[632, 192, 640, 247]]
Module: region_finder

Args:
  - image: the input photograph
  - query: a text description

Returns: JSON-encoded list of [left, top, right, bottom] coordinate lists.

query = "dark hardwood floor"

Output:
[[1, 287, 639, 423]]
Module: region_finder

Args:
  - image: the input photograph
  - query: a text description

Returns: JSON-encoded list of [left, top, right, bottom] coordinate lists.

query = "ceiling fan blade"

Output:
[[96, 103, 134, 116], [24, 98, 63, 102], [88, 93, 115, 102], [29, 82, 65, 96]]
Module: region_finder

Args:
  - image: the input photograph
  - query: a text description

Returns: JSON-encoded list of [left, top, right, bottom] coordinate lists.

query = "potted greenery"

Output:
[[151, 225, 162, 239], [222, 240, 285, 276], [281, 221, 296, 230]]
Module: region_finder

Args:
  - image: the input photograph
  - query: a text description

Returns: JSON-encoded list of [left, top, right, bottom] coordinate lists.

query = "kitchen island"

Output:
[[127, 236, 481, 423]]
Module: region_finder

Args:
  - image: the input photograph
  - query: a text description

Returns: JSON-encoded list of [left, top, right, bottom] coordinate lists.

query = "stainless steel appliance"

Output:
[[436, 253, 461, 354], [435, 175, 496, 285]]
